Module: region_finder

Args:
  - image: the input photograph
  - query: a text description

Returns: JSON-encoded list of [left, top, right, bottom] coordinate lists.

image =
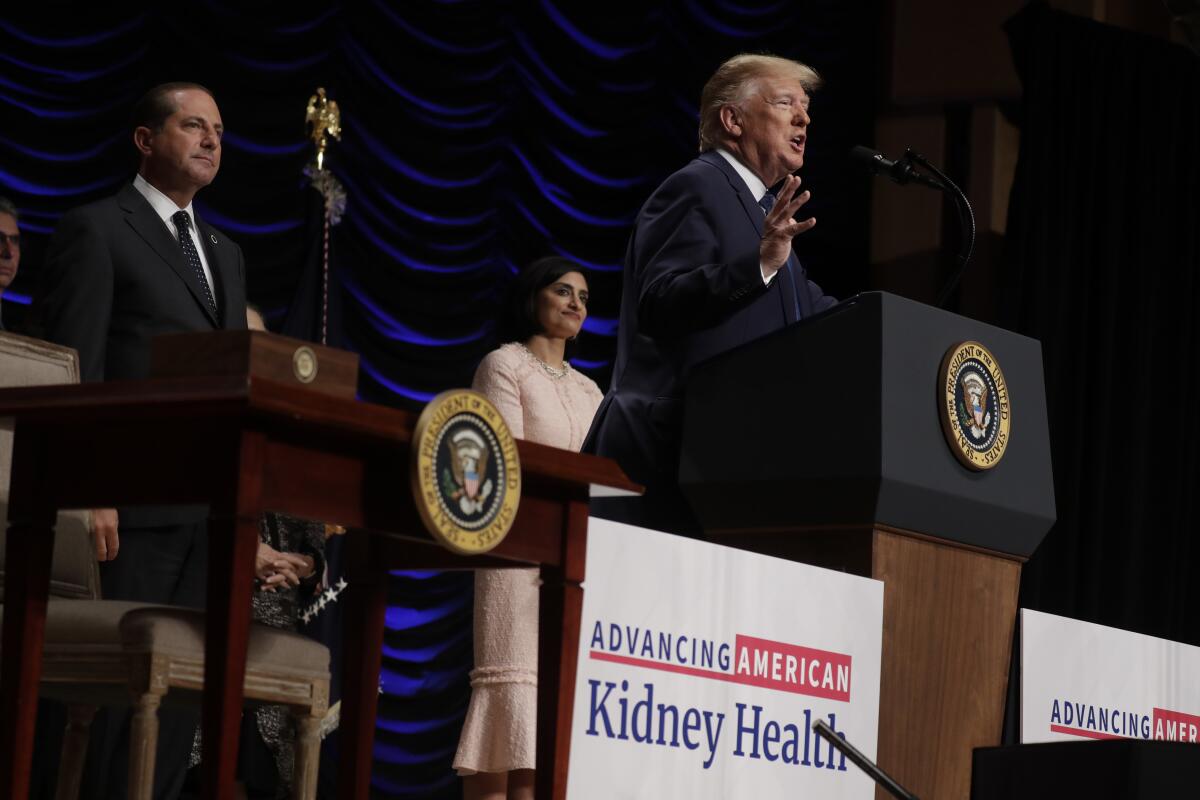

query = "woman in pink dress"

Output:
[[454, 257, 603, 799]]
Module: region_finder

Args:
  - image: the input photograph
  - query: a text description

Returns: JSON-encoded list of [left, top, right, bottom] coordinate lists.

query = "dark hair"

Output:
[[0, 196, 17, 222], [497, 256, 586, 346], [131, 82, 214, 133]]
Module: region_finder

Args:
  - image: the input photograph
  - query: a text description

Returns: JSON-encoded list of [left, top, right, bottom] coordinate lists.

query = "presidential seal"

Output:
[[938, 341, 1011, 470], [292, 345, 318, 384], [411, 389, 521, 554]]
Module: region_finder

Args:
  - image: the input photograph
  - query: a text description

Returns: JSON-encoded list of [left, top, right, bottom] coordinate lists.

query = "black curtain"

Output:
[[1002, 2, 1200, 654]]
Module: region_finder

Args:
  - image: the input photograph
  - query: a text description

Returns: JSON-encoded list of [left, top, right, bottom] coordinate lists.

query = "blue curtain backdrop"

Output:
[[0, 3, 876, 796]]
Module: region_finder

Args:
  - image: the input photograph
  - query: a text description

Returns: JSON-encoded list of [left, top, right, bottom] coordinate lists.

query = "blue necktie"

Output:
[[757, 190, 776, 216], [172, 210, 218, 319], [757, 191, 802, 320]]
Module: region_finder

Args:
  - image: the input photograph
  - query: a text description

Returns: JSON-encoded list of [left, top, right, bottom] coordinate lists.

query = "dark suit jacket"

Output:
[[38, 182, 248, 527], [584, 151, 836, 526], [39, 182, 247, 382]]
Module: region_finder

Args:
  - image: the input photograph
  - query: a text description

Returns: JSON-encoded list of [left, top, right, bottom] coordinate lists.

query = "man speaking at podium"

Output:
[[585, 54, 837, 536]]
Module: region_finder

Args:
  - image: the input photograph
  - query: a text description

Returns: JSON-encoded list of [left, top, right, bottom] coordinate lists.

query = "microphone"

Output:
[[849, 146, 944, 190], [850, 145, 977, 308]]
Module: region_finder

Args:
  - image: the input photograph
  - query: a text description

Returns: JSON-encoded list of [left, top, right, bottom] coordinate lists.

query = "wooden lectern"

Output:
[[0, 357, 637, 799], [680, 291, 1056, 800]]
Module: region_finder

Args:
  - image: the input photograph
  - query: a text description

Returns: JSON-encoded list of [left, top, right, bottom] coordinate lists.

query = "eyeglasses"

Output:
[[0, 233, 19, 247]]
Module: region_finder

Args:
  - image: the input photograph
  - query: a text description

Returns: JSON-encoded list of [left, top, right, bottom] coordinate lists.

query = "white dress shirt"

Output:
[[132, 173, 217, 299]]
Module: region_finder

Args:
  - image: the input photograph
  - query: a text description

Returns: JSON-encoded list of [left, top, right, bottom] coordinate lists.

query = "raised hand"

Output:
[[759, 174, 815, 277]]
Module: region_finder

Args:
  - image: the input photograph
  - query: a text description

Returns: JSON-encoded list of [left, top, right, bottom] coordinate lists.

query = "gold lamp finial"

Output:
[[304, 87, 342, 171]]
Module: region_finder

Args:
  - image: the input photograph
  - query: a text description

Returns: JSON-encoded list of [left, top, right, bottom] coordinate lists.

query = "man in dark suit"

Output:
[[36, 82, 300, 799], [585, 54, 838, 536], [40, 82, 243, 597]]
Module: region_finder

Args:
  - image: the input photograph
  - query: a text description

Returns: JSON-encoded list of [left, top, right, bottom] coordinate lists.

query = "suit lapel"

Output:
[[194, 215, 235, 328], [699, 152, 797, 325], [699, 151, 765, 239], [118, 184, 219, 327]]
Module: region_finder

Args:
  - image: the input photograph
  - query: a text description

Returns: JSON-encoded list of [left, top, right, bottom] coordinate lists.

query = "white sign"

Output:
[[566, 518, 884, 799], [1021, 608, 1200, 744]]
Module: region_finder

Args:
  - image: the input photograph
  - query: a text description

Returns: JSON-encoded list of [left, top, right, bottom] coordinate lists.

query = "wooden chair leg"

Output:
[[291, 709, 321, 800], [54, 704, 97, 800], [128, 691, 163, 800]]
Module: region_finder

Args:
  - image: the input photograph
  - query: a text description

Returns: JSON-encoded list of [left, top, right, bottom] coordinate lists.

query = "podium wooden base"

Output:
[[708, 525, 1022, 800]]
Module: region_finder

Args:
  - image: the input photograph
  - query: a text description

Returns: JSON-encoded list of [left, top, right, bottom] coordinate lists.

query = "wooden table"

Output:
[[0, 375, 637, 799]]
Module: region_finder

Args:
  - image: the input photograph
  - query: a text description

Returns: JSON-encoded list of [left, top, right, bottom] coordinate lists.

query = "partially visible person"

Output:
[[585, 53, 838, 536], [245, 303, 318, 599], [5, 194, 59, 800], [453, 257, 603, 800], [238, 514, 324, 798], [245, 302, 267, 333], [35, 81, 282, 800], [0, 196, 20, 331], [186, 506, 321, 799]]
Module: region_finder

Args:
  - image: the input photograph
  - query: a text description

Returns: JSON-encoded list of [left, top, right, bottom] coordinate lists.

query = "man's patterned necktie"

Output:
[[172, 210, 218, 319]]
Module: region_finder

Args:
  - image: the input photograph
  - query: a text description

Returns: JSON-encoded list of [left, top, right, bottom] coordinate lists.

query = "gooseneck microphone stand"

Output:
[[899, 148, 976, 309], [812, 718, 920, 800]]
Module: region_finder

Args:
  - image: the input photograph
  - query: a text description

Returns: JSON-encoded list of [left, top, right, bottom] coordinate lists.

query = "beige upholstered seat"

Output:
[[0, 332, 330, 799], [120, 608, 329, 677], [113, 609, 330, 799]]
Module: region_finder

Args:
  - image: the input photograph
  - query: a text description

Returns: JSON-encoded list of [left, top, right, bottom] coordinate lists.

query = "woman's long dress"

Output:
[[453, 342, 603, 774]]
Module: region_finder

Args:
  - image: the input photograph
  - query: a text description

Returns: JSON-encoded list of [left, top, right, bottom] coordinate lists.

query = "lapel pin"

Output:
[[209, 233, 218, 244]]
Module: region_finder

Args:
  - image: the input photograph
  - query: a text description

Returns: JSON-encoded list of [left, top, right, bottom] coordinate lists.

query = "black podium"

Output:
[[680, 291, 1056, 800], [972, 740, 1200, 799]]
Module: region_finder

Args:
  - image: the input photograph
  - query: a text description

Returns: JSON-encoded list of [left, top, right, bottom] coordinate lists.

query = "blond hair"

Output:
[[698, 54, 821, 152]]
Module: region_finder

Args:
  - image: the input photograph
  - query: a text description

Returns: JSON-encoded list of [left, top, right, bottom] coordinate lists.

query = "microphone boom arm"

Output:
[[903, 149, 976, 308], [813, 719, 920, 800]]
